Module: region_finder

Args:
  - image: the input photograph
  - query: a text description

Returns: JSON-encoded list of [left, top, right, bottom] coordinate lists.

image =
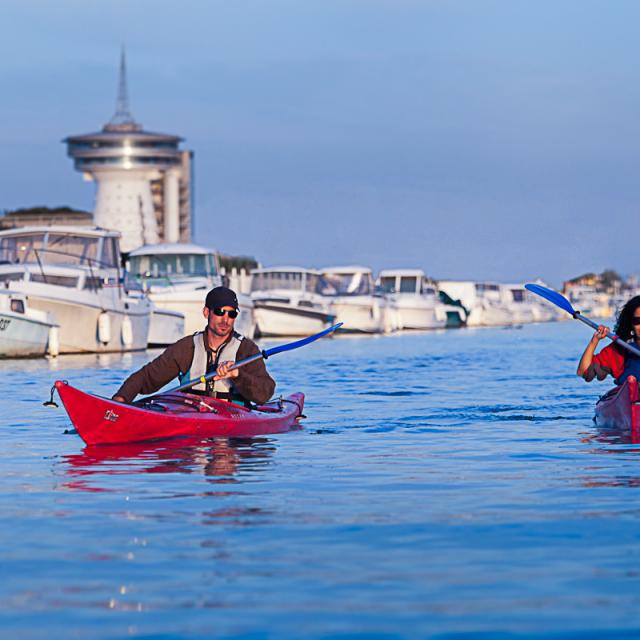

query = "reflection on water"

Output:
[[60, 437, 276, 490], [4, 322, 640, 637]]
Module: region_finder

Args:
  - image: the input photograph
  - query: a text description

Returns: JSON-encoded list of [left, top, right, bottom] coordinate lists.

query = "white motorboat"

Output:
[[565, 285, 613, 319], [0, 227, 151, 353], [146, 306, 185, 347], [438, 281, 513, 327], [0, 291, 59, 358], [250, 267, 336, 337], [320, 266, 387, 334], [127, 243, 256, 339], [378, 269, 448, 330], [500, 284, 537, 324]]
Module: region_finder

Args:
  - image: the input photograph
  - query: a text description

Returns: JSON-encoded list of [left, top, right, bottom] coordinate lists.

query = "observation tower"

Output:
[[65, 50, 193, 252]]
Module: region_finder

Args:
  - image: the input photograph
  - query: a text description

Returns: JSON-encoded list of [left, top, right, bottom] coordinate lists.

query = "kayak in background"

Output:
[[54, 380, 304, 446], [594, 375, 640, 443]]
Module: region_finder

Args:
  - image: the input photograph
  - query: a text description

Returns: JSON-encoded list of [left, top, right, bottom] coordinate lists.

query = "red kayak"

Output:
[[594, 375, 640, 442], [55, 380, 305, 446]]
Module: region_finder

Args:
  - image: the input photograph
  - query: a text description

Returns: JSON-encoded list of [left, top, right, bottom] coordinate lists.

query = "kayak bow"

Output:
[[55, 380, 304, 445]]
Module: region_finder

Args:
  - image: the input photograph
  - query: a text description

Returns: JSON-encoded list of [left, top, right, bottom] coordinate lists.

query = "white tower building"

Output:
[[65, 50, 193, 252]]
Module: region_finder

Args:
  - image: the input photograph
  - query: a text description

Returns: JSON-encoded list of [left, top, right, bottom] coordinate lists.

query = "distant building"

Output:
[[564, 270, 622, 295], [0, 207, 93, 230], [64, 49, 193, 252]]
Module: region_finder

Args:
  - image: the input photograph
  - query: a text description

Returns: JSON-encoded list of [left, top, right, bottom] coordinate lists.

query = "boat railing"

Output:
[[0, 248, 122, 292], [34, 249, 116, 292]]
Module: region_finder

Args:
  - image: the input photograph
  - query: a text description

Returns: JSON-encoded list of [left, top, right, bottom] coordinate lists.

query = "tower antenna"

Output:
[[104, 47, 141, 132]]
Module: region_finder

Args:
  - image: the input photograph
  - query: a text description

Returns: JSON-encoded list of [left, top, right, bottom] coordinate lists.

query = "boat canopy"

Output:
[[128, 251, 218, 280], [379, 274, 437, 296], [321, 271, 374, 296], [251, 269, 328, 294], [0, 228, 120, 269]]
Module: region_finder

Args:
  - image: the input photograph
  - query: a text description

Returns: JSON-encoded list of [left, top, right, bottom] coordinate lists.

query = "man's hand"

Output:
[[112, 395, 126, 403], [214, 360, 239, 381]]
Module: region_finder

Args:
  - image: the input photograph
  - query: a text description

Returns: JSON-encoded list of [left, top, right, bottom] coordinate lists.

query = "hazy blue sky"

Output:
[[2, 0, 639, 286]]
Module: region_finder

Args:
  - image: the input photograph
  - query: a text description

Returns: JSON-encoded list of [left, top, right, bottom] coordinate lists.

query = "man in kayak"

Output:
[[577, 296, 640, 384], [113, 286, 275, 405]]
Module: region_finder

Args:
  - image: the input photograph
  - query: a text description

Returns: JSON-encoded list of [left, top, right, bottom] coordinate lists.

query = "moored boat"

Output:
[[0, 226, 151, 353], [0, 291, 59, 357], [594, 375, 640, 442], [250, 267, 335, 337], [378, 269, 448, 330], [438, 280, 513, 327], [127, 243, 256, 339], [321, 266, 388, 334], [55, 380, 305, 445]]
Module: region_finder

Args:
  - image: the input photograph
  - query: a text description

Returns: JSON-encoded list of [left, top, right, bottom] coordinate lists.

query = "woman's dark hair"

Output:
[[614, 295, 640, 345]]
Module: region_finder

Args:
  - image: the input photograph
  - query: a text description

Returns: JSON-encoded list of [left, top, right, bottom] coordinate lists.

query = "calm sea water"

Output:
[[2, 321, 640, 639]]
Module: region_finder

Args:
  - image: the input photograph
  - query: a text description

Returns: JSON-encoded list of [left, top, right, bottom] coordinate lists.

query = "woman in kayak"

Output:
[[113, 286, 275, 405], [577, 295, 640, 383]]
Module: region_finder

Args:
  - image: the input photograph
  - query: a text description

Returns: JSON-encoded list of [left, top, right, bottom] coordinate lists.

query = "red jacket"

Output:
[[593, 343, 625, 379]]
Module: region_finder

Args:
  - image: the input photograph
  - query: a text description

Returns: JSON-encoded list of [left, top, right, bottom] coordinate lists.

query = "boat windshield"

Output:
[[399, 277, 418, 294], [44, 233, 100, 266], [129, 253, 217, 280], [321, 272, 373, 296], [0, 233, 46, 264], [0, 232, 106, 268], [252, 271, 306, 292], [380, 277, 396, 293], [475, 283, 501, 300]]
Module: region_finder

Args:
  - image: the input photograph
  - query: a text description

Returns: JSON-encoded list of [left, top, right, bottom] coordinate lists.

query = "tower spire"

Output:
[[104, 47, 141, 132]]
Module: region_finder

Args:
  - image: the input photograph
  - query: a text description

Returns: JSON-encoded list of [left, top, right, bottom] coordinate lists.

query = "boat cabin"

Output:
[[127, 243, 220, 286], [321, 267, 375, 297], [0, 226, 122, 289], [378, 269, 437, 297], [251, 268, 327, 295]]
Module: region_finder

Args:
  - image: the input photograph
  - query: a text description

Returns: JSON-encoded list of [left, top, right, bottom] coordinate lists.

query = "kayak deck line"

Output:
[[54, 380, 305, 446]]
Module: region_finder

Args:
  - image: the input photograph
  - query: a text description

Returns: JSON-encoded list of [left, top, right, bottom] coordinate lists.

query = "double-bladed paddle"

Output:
[[151, 321, 343, 398], [525, 283, 640, 358]]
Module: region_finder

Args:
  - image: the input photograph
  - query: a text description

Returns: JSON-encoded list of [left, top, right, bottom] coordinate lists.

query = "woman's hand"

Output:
[[578, 325, 610, 379], [592, 325, 609, 342], [214, 360, 239, 381]]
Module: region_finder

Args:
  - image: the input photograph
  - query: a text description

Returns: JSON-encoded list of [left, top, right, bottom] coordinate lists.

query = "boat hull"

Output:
[[594, 375, 640, 441], [149, 292, 256, 339], [147, 308, 185, 347], [55, 380, 305, 445], [5, 281, 150, 353], [330, 298, 385, 334], [392, 300, 447, 330], [0, 311, 51, 357], [253, 302, 334, 337]]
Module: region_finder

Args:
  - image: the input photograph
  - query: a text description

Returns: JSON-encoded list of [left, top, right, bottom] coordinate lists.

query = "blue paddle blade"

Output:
[[264, 322, 343, 358], [525, 283, 576, 316]]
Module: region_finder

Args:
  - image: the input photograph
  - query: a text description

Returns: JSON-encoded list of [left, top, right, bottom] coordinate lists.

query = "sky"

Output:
[[2, 0, 640, 287]]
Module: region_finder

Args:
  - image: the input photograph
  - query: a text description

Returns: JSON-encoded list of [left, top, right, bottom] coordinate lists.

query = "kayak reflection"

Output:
[[581, 424, 640, 448], [61, 436, 277, 489]]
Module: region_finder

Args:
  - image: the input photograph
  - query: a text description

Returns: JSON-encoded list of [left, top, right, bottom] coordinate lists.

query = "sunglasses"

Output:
[[211, 307, 238, 319], [633, 317, 640, 325]]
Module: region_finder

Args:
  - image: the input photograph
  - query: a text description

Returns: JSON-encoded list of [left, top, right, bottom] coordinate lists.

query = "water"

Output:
[[2, 321, 640, 639]]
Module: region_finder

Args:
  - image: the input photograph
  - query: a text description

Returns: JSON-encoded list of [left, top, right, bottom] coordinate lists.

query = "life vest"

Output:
[[179, 330, 244, 397], [618, 347, 640, 385]]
